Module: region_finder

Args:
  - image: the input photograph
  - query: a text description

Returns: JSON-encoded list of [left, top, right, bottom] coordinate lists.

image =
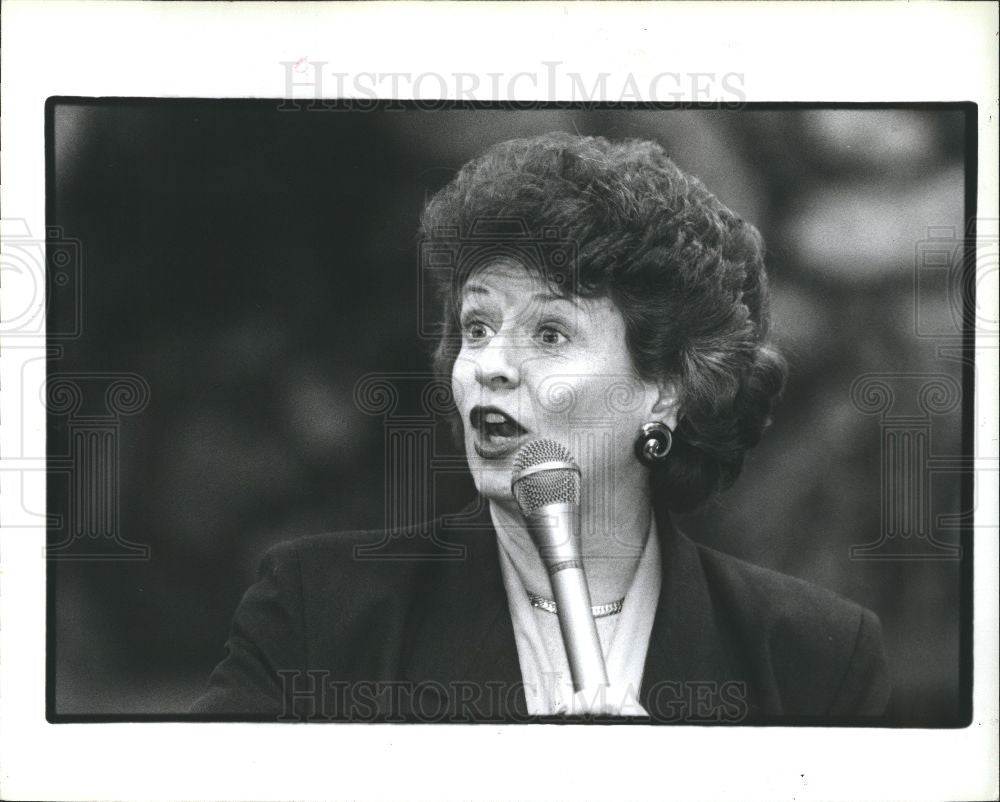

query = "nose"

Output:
[[474, 335, 521, 391]]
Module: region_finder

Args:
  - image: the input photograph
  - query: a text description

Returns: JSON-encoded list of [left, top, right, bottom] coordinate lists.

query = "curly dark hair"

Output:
[[421, 132, 786, 513]]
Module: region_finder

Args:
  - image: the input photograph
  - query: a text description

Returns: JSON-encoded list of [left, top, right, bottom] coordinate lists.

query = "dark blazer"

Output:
[[192, 498, 890, 723]]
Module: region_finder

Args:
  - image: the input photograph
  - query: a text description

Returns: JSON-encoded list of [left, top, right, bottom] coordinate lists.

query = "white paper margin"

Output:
[[1, 2, 997, 801]]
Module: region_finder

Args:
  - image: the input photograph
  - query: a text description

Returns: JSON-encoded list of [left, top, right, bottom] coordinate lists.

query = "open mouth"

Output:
[[469, 405, 529, 457]]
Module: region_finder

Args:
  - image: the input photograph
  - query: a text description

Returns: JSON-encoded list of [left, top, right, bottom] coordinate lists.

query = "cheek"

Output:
[[537, 372, 636, 422], [530, 373, 647, 450], [450, 356, 473, 404]]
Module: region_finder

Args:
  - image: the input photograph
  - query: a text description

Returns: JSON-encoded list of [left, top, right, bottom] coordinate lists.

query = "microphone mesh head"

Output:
[[511, 439, 580, 514]]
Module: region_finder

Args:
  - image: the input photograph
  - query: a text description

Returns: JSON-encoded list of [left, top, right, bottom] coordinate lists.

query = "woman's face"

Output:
[[451, 262, 670, 510]]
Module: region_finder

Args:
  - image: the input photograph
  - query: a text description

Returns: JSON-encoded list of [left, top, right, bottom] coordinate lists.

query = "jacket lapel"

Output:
[[639, 503, 749, 721], [401, 499, 527, 720]]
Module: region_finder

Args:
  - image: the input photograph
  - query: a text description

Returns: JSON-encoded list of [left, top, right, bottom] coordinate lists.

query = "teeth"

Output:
[[485, 412, 507, 424]]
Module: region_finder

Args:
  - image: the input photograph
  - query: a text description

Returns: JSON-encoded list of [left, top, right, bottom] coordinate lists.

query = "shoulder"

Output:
[[255, 512, 495, 621], [192, 518, 479, 716], [695, 543, 891, 718], [258, 523, 461, 601], [696, 543, 868, 644], [265, 514, 484, 575]]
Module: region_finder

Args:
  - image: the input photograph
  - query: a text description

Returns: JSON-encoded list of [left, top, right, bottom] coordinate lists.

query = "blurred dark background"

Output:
[[47, 102, 970, 724]]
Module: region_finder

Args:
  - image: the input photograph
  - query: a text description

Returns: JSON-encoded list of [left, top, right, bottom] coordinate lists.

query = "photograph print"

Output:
[[46, 101, 974, 726]]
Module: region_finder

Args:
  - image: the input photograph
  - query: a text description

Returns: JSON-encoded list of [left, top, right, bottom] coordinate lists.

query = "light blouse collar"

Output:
[[492, 504, 662, 716]]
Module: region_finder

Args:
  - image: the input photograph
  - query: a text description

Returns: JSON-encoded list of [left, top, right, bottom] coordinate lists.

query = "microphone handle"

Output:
[[525, 502, 609, 695], [549, 561, 609, 694]]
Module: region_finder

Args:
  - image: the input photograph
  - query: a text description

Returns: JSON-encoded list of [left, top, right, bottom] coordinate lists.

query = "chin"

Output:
[[474, 478, 515, 505], [464, 445, 516, 502], [468, 465, 516, 502]]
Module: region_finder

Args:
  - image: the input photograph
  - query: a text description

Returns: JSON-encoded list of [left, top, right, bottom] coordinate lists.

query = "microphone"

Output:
[[511, 439, 609, 697]]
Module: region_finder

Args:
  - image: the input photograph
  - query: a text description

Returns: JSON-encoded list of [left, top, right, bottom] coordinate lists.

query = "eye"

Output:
[[462, 319, 494, 343], [537, 325, 568, 346]]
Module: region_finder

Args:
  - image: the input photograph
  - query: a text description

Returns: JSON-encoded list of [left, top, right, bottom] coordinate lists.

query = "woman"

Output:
[[193, 132, 890, 722]]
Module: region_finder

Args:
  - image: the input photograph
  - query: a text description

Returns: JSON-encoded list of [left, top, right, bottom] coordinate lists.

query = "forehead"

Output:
[[460, 260, 573, 306], [458, 260, 623, 330]]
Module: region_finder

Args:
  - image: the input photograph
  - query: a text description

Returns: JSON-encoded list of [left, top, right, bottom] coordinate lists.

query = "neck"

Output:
[[490, 478, 654, 603]]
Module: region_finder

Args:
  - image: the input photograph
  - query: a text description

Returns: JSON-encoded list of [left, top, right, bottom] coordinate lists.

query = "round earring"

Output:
[[635, 421, 673, 466]]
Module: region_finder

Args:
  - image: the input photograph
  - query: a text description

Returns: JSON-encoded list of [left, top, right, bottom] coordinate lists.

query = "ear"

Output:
[[649, 378, 682, 431]]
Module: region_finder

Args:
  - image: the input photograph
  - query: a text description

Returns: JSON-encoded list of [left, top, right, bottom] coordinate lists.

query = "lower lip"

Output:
[[472, 431, 529, 460]]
